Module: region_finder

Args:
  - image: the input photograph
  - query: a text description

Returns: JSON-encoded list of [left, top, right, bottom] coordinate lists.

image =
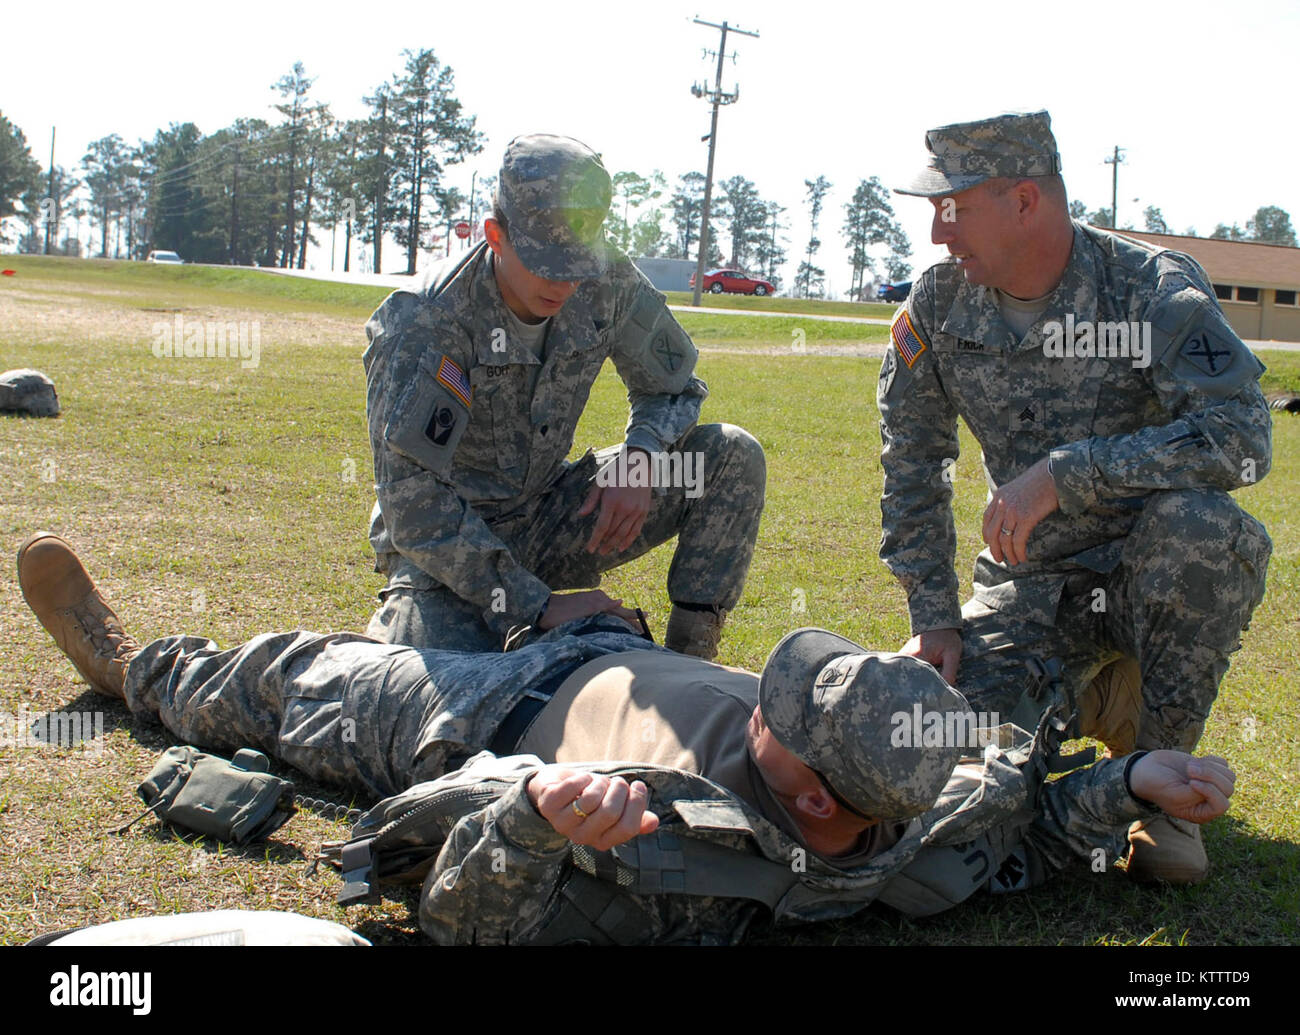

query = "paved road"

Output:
[[252, 266, 1300, 349], [665, 303, 893, 325]]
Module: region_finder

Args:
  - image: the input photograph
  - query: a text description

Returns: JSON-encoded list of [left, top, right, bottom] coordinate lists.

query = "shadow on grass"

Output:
[[749, 818, 1300, 946]]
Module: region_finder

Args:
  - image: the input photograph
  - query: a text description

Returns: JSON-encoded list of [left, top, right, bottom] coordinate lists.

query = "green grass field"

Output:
[[1, 255, 1296, 945]]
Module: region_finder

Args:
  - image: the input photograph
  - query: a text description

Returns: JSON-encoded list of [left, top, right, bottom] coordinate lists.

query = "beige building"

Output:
[[1115, 229, 1300, 343]]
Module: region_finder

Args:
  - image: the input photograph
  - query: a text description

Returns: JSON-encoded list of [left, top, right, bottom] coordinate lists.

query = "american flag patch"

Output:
[[890, 309, 928, 369], [436, 355, 472, 407]]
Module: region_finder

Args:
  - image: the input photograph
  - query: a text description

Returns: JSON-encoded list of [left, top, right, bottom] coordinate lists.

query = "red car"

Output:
[[689, 268, 775, 296]]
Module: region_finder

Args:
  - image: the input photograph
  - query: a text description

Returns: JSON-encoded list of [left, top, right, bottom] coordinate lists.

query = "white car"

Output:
[[146, 250, 183, 264]]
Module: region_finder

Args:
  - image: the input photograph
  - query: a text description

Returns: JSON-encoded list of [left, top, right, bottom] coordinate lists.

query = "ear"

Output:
[[484, 218, 504, 254], [793, 786, 836, 822], [1014, 179, 1042, 221]]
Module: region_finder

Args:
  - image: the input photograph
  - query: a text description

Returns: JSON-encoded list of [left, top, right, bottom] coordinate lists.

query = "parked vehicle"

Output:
[[689, 268, 775, 296], [146, 250, 183, 264], [877, 281, 912, 303]]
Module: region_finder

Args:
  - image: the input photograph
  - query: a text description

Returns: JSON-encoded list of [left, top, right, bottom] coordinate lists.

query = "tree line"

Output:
[[1070, 200, 1296, 247], [6, 74, 1292, 292], [1, 51, 482, 275]]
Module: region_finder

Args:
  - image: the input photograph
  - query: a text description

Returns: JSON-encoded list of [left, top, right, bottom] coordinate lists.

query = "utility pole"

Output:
[[44, 127, 56, 255], [1104, 145, 1125, 229], [689, 17, 759, 307]]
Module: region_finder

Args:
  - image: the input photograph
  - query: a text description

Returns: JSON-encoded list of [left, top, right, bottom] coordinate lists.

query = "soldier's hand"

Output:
[[1128, 751, 1235, 823], [527, 768, 660, 850], [537, 589, 640, 631], [899, 627, 962, 686], [982, 456, 1060, 566], [580, 481, 653, 555]]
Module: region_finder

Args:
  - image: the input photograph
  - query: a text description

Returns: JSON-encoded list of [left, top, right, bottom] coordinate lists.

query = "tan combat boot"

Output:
[[664, 604, 726, 661], [17, 532, 140, 699], [1079, 657, 1209, 883], [1126, 816, 1209, 885], [1078, 656, 1142, 758], [1126, 717, 1210, 885]]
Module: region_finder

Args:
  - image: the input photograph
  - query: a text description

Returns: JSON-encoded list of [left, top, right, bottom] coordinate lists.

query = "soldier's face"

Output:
[[929, 182, 1020, 288], [486, 220, 582, 323], [746, 706, 816, 797]]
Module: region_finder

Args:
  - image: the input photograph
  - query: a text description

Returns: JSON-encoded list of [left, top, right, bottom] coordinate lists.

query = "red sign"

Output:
[[454, 221, 471, 240]]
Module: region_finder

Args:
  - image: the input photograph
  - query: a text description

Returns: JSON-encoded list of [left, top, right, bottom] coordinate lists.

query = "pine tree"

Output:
[[798, 176, 831, 298], [386, 48, 482, 275]]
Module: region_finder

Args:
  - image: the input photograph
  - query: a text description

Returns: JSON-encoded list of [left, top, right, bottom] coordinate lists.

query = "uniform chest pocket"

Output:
[[471, 364, 534, 473], [931, 345, 1008, 440]]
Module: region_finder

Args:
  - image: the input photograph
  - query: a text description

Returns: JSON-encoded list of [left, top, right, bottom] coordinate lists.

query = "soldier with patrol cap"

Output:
[[880, 110, 1272, 884], [362, 133, 765, 661], [16, 533, 1238, 944]]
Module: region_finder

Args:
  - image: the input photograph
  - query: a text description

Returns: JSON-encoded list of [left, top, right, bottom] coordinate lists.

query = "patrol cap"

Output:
[[0, 368, 59, 417], [895, 110, 1062, 198], [497, 134, 612, 280], [759, 628, 968, 822]]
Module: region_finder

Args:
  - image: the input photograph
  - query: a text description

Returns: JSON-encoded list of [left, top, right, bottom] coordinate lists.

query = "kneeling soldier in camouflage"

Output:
[[20, 533, 1236, 945], [362, 134, 765, 660]]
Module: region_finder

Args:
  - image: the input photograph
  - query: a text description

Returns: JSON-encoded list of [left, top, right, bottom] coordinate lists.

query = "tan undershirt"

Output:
[[501, 302, 549, 357], [996, 287, 1053, 342], [518, 651, 903, 864]]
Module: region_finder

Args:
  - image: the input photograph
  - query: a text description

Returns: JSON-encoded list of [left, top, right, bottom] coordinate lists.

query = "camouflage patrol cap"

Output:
[[0, 368, 59, 417], [759, 628, 968, 821], [895, 110, 1062, 197], [498, 134, 612, 280]]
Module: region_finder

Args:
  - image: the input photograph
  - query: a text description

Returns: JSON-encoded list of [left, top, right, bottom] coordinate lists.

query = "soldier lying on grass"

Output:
[[18, 532, 1235, 945]]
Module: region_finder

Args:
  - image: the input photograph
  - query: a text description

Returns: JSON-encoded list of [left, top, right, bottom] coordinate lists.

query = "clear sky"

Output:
[[4, 0, 1298, 291]]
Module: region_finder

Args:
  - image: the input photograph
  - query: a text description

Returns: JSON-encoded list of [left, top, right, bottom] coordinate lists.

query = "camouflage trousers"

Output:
[[120, 619, 663, 800], [367, 423, 766, 651], [953, 489, 1271, 751], [122, 631, 467, 799]]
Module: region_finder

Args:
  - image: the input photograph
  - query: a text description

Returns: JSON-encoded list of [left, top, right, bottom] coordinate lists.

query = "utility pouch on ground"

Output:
[[135, 746, 297, 844]]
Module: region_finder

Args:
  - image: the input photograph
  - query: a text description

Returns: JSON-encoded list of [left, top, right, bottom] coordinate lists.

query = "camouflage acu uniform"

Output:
[[879, 221, 1272, 750], [119, 621, 1158, 945], [363, 137, 764, 653]]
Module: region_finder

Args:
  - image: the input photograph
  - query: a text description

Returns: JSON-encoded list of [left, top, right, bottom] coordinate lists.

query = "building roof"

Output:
[[1110, 229, 1300, 291]]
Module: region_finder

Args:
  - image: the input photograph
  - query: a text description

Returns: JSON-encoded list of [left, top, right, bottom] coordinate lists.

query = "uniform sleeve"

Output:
[[417, 768, 749, 946], [365, 293, 550, 638], [1018, 756, 1160, 881], [606, 272, 709, 454], [1049, 258, 1273, 514], [417, 775, 577, 945], [877, 274, 964, 635]]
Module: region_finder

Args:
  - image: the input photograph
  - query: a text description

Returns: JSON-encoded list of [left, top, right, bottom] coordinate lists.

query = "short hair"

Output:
[[988, 174, 1068, 210], [492, 197, 507, 236]]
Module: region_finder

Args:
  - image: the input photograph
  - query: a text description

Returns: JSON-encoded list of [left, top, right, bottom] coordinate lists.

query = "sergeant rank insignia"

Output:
[[890, 309, 928, 369]]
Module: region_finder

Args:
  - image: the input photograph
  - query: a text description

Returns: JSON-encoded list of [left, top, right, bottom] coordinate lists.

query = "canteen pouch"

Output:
[[137, 746, 297, 844]]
